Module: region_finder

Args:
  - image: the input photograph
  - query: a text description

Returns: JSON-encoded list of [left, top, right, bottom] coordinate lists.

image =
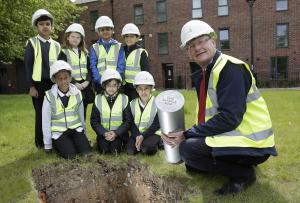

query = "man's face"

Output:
[[98, 27, 113, 41], [186, 35, 216, 67], [36, 20, 52, 39], [124, 34, 139, 47], [54, 70, 71, 93]]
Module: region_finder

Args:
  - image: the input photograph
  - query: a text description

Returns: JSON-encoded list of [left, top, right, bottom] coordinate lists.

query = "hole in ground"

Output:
[[32, 158, 194, 203]]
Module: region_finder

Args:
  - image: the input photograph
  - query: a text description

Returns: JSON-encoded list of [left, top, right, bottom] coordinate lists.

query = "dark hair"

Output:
[[35, 15, 53, 26], [102, 79, 121, 87], [62, 32, 88, 54]]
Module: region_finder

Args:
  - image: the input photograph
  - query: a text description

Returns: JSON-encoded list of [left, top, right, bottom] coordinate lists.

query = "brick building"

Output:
[[75, 0, 300, 88]]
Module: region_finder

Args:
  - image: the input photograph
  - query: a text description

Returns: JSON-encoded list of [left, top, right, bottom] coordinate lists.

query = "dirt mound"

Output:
[[32, 158, 193, 203]]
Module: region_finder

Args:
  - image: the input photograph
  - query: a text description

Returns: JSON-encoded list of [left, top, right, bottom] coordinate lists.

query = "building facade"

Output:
[[75, 0, 300, 89]]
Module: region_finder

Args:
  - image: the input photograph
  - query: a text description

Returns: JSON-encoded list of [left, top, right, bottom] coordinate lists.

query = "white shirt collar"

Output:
[[72, 47, 79, 55], [37, 35, 52, 43], [57, 88, 71, 97]]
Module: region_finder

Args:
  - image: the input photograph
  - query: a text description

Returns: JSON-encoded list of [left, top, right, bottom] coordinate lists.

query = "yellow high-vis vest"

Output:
[[130, 96, 161, 135], [92, 43, 121, 76], [45, 90, 82, 132], [204, 53, 275, 149], [95, 94, 128, 130], [125, 48, 148, 83], [28, 36, 60, 81], [62, 49, 87, 81]]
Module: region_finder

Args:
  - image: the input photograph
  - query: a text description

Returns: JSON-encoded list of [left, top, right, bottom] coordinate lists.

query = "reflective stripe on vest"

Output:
[[204, 53, 275, 148], [29, 37, 60, 81], [125, 48, 147, 83], [62, 49, 87, 81], [45, 90, 82, 132], [130, 96, 161, 135], [92, 43, 121, 76], [95, 94, 128, 130]]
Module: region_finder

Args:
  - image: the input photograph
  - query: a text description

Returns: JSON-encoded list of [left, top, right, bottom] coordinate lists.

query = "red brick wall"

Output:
[[78, 0, 300, 88]]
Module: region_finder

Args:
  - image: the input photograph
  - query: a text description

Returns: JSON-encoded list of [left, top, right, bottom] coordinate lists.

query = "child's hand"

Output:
[[135, 135, 144, 151], [29, 86, 38, 98], [75, 82, 83, 90], [81, 81, 90, 89]]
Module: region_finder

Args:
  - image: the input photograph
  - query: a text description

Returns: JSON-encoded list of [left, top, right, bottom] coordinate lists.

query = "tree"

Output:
[[0, 0, 86, 63]]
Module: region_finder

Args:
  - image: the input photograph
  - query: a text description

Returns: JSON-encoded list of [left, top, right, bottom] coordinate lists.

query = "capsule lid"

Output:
[[155, 90, 185, 113]]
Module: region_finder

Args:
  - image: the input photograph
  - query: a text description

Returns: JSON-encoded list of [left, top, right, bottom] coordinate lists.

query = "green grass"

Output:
[[0, 89, 299, 203]]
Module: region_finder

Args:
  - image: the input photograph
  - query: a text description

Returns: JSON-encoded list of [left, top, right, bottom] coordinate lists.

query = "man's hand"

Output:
[[135, 135, 144, 151], [161, 130, 185, 148], [29, 86, 38, 98]]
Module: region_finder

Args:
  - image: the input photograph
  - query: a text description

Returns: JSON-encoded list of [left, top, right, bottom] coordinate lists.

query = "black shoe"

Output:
[[214, 175, 256, 196], [185, 164, 203, 175]]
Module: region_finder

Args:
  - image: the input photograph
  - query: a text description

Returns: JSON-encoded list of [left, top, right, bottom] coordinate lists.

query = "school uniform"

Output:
[[126, 96, 161, 155], [90, 38, 125, 94], [123, 44, 149, 101], [58, 48, 94, 118], [24, 35, 60, 148], [90, 93, 131, 154], [42, 84, 91, 159]]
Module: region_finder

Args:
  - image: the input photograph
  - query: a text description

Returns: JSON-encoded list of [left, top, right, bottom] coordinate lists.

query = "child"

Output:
[[121, 23, 149, 101], [90, 69, 131, 154], [42, 60, 91, 159], [24, 9, 61, 149], [90, 16, 125, 94], [58, 23, 94, 118], [126, 71, 162, 155]]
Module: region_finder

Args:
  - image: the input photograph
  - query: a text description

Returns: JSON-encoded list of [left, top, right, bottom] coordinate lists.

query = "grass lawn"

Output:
[[0, 89, 299, 203]]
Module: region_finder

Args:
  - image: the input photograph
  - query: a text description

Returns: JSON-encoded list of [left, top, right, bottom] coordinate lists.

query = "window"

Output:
[[218, 0, 228, 16], [90, 10, 98, 31], [219, 29, 230, 50], [134, 5, 144, 25], [276, 24, 288, 47], [271, 57, 288, 80], [138, 35, 145, 48], [158, 33, 168, 54], [192, 0, 202, 18], [276, 0, 288, 11], [156, 0, 167, 22]]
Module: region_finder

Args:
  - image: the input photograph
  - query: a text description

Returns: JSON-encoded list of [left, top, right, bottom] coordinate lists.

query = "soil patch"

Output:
[[32, 158, 194, 203]]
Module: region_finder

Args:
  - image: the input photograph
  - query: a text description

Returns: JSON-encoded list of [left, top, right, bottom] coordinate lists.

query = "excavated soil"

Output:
[[32, 158, 193, 203]]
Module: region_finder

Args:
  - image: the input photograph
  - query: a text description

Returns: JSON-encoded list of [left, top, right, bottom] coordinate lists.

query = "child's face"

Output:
[[124, 34, 139, 47], [98, 27, 113, 41], [136, 84, 152, 104], [36, 20, 52, 39], [54, 70, 71, 93], [67, 32, 82, 48], [104, 79, 119, 96]]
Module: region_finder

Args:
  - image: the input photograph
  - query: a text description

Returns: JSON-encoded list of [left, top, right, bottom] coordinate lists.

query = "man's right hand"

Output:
[[29, 86, 38, 98]]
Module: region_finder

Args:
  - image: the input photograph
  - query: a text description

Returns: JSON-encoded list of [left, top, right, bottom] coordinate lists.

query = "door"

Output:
[[163, 63, 174, 88]]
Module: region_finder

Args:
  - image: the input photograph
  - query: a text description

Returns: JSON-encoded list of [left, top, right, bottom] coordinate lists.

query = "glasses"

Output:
[[187, 37, 210, 51]]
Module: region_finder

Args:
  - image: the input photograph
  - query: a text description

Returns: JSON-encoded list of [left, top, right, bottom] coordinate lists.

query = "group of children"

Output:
[[25, 9, 162, 159]]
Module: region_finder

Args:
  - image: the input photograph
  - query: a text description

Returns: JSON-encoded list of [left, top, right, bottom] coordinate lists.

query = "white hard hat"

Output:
[[101, 69, 122, 85], [50, 60, 72, 82], [32, 9, 53, 27], [121, 23, 140, 36], [65, 23, 85, 37], [180, 20, 215, 49], [95, 16, 114, 31], [133, 71, 155, 87]]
